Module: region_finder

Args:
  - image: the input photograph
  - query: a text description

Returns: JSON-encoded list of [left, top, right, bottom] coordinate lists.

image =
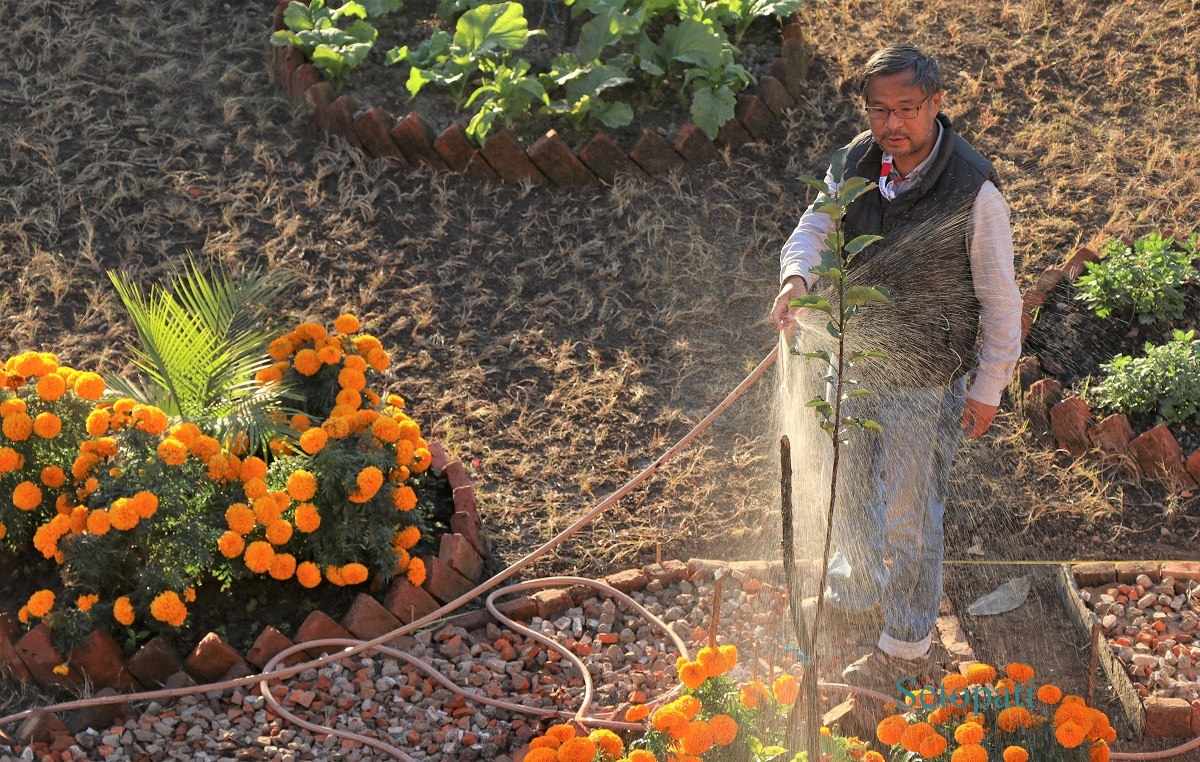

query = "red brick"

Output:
[[329, 95, 363, 149], [443, 460, 469, 490], [479, 130, 546, 184], [440, 533, 484, 582], [531, 588, 572, 619], [428, 441, 450, 472], [304, 81, 336, 134], [645, 560, 689, 585], [771, 57, 807, 99], [390, 112, 449, 172], [716, 117, 753, 150], [15, 624, 68, 688], [756, 75, 796, 118], [1014, 356, 1040, 390], [289, 63, 321, 101], [384, 577, 442, 624], [1024, 377, 1062, 435], [1062, 246, 1100, 280], [687, 558, 729, 579], [781, 38, 808, 72], [604, 568, 648, 593], [1035, 267, 1066, 292], [1187, 448, 1200, 485], [1021, 289, 1046, 311], [353, 106, 408, 162], [495, 595, 536, 621], [0, 611, 16, 642], [423, 556, 476, 604], [184, 632, 247, 684], [14, 708, 68, 745], [1161, 562, 1200, 583], [294, 610, 355, 657], [629, 129, 685, 175], [463, 151, 501, 181], [736, 94, 775, 139], [71, 629, 124, 688], [452, 485, 478, 520], [1129, 424, 1184, 480], [1020, 310, 1033, 342], [450, 510, 486, 556], [1192, 699, 1200, 734], [1115, 561, 1161, 584], [1050, 396, 1092, 457], [1145, 696, 1193, 738], [577, 131, 645, 184], [341, 593, 402, 642], [273, 0, 293, 31], [65, 687, 127, 735], [528, 130, 597, 187], [433, 121, 477, 172], [1072, 562, 1116, 588], [276, 46, 304, 91], [163, 670, 197, 690], [245, 625, 304, 670], [781, 22, 804, 42], [672, 123, 721, 165]]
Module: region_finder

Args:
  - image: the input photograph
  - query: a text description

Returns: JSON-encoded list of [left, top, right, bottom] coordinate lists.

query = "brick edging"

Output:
[[269, 0, 810, 186], [1018, 239, 1200, 491], [0, 439, 489, 747], [1067, 561, 1200, 739]]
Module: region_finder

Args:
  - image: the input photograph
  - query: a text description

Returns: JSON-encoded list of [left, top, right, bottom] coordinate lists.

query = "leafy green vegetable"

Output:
[[271, 0, 400, 85], [1097, 330, 1200, 425], [1074, 231, 1198, 324], [465, 59, 550, 144]]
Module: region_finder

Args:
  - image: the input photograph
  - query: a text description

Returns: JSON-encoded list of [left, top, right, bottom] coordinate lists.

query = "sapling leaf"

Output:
[[839, 176, 871, 198], [814, 200, 844, 221], [844, 389, 871, 398], [803, 349, 832, 364], [845, 234, 883, 256], [455, 2, 532, 55], [826, 321, 841, 339], [799, 175, 830, 197], [788, 294, 832, 314], [283, 2, 316, 31], [843, 285, 891, 306], [860, 419, 883, 433]]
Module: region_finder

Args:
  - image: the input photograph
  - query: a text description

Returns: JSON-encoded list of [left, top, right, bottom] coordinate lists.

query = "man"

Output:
[[769, 45, 1022, 689]]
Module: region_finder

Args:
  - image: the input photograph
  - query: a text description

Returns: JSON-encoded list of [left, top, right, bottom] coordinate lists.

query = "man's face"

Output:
[[865, 71, 942, 160]]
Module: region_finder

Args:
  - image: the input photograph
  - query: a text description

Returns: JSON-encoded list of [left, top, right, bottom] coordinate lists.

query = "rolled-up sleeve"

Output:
[[780, 168, 838, 287], [966, 181, 1023, 405]]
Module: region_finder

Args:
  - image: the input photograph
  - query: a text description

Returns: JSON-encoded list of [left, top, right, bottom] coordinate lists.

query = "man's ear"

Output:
[[932, 90, 943, 114]]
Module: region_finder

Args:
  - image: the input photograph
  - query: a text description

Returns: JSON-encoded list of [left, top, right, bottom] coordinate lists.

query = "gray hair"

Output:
[[859, 45, 943, 99]]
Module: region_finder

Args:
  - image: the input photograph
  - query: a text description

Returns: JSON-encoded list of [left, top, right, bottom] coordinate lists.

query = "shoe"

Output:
[[841, 647, 947, 695], [800, 596, 883, 634]]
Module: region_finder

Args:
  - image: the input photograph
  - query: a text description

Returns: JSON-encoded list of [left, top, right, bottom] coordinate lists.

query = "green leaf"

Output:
[[455, 2, 531, 55], [799, 174, 829, 196], [845, 234, 882, 255], [843, 285, 891, 306], [803, 349, 832, 363], [331, 1, 369, 20], [788, 294, 832, 314], [660, 17, 724, 68], [813, 200, 844, 221], [597, 101, 633, 127], [830, 145, 848, 183], [283, 2, 316, 31], [690, 82, 736, 139], [826, 321, 841, 339], [358, 0, 404, 15], [861, 420, 883, 433]]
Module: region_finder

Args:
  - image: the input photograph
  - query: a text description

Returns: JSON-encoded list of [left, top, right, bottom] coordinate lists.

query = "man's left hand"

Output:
[[959, 398, 998, 439]]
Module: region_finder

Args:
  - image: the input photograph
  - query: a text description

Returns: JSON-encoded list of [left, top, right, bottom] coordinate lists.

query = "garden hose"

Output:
[[2, 344, 1198, 760]]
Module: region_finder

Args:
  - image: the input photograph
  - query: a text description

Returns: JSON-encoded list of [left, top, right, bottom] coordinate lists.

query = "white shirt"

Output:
[[780, 124, 1022, 406]]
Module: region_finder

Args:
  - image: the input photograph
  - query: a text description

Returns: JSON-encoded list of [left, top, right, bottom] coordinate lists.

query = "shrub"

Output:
[[1074, 231, 1198, 323], [1095, 329, 1200, 425]]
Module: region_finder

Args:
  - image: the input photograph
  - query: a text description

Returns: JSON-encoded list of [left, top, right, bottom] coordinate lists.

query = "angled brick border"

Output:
[[269, 0, 811, 186], [1019, 241, 1200, 492], [0, 439, 488, 748]]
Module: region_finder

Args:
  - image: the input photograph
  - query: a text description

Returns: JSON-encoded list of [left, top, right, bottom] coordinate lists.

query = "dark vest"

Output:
[[820, 114, 1000, 388]]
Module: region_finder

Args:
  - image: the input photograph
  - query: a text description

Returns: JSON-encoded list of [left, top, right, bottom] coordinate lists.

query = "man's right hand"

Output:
[[771, 275, 811, 340]]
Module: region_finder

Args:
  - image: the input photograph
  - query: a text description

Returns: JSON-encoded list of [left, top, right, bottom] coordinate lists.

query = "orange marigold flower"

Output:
[[943, 672, 969, 692], [293, 349, 322, 376], [296, 561, 322, 588], [366, 349, 389, 372], [32, 412, 61, 438], [997, 707, 1033, 733], [337, 367, 366, 391], [675, 695, 701, 721], [1056, 721, 1086, 749], [333, 313, 360, 334], [406, 557, 426, 587], [268, 337, 294, 361], [678, 660, 707, 690], [709, 714, 738, 746], [2, 412, 33, 441], [225, 503, 255, 535], [951, 744, 988, 762], [587, 728, 622, 759], [1089, 741, 1111, 762], [14, 481, 43, 511], [0, 446, 22, 472], [266, 519, 294, 545], [394, 525, 420, 550], [876, 715, 909, 747], [556, 737, 596, 762], [543, 725, 575, 745], [40, 465, 67, 488], [184, 587, 196, 603], [625, 704, 650, 723], [1003, 746, 1030, 762], [323, 416, 351, 439], [190, 435, 221, 461], [255, 366, 283, 385], [296, 322, 328, 341], [86, 509, 111, 535], [680, 721, 714, 755], [269, 552, 297, 580], [919, 732, 948, 758], [349, 466, 383, 502], [133, 491, 159, 519], [412, 447, 432, 473], [335, 387, 361, 408], [244, 541, 275, 574], [80, 408, 108, 436], [339, 562, 367, 585], [69, 505, 88, 533], [113, 596, 135, 625], [1055, 701, 1093, 735], [966, 663, 998, 686], [27, 590, 55, 617], [652, 708, 688, 737], [241, 456, 268, 482], [628, 751, 656, 762], [157, 438, 188, 466], [53, 663, 69, 676], [696, 646, 728, 678], [0, 521, 7, 540], [110, 498, 140, 531], [295, 503, 321, 533], [1037, 684, 1063, 704], [902, 722, 936, 753], [772, 674, 799, 706], [77, 594, 100, 612], [286, 469, 318, 502], [317, 345, 341, 365], [150, 591, 188, 627], [243, 477, 268, 500], [73, 372, 105, 400], [740, 680, 769, 709], [954, 722, 985, 746], [254, 496, 283, 527], [36, 373, 67, 401], [299, 427, 328, 454], [392, 485, 418, 512], [522, 750, 557, 762], [372, 416, 401, 442], [326, 565, 346, 586], [864, 753, 885, 762], [1005, 662, 1035, 683], [343, 354, 367, 372]]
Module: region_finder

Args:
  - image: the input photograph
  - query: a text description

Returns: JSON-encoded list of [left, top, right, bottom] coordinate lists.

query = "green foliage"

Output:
[[1096, 329, 1200, 425], [106, 258, 300, 453], [466, 59, 550, 144], [715, 0, 804, 42], [1074, 231, 1198, 324], [271, 0, 401, 85], [541, 56, 634, 132]]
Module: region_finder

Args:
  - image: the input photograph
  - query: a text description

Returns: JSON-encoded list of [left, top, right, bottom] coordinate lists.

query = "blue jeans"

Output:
[[823, 376, 968, 656]]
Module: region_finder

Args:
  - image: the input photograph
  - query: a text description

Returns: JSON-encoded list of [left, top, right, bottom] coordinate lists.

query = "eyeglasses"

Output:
[[864, 95, 932, 121]]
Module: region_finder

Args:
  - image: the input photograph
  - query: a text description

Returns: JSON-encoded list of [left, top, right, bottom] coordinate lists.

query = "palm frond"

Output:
[[206, 380, 303, 454]]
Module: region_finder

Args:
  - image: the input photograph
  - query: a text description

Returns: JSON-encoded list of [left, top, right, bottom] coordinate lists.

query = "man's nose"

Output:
[[884, 110, 905, 129]]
